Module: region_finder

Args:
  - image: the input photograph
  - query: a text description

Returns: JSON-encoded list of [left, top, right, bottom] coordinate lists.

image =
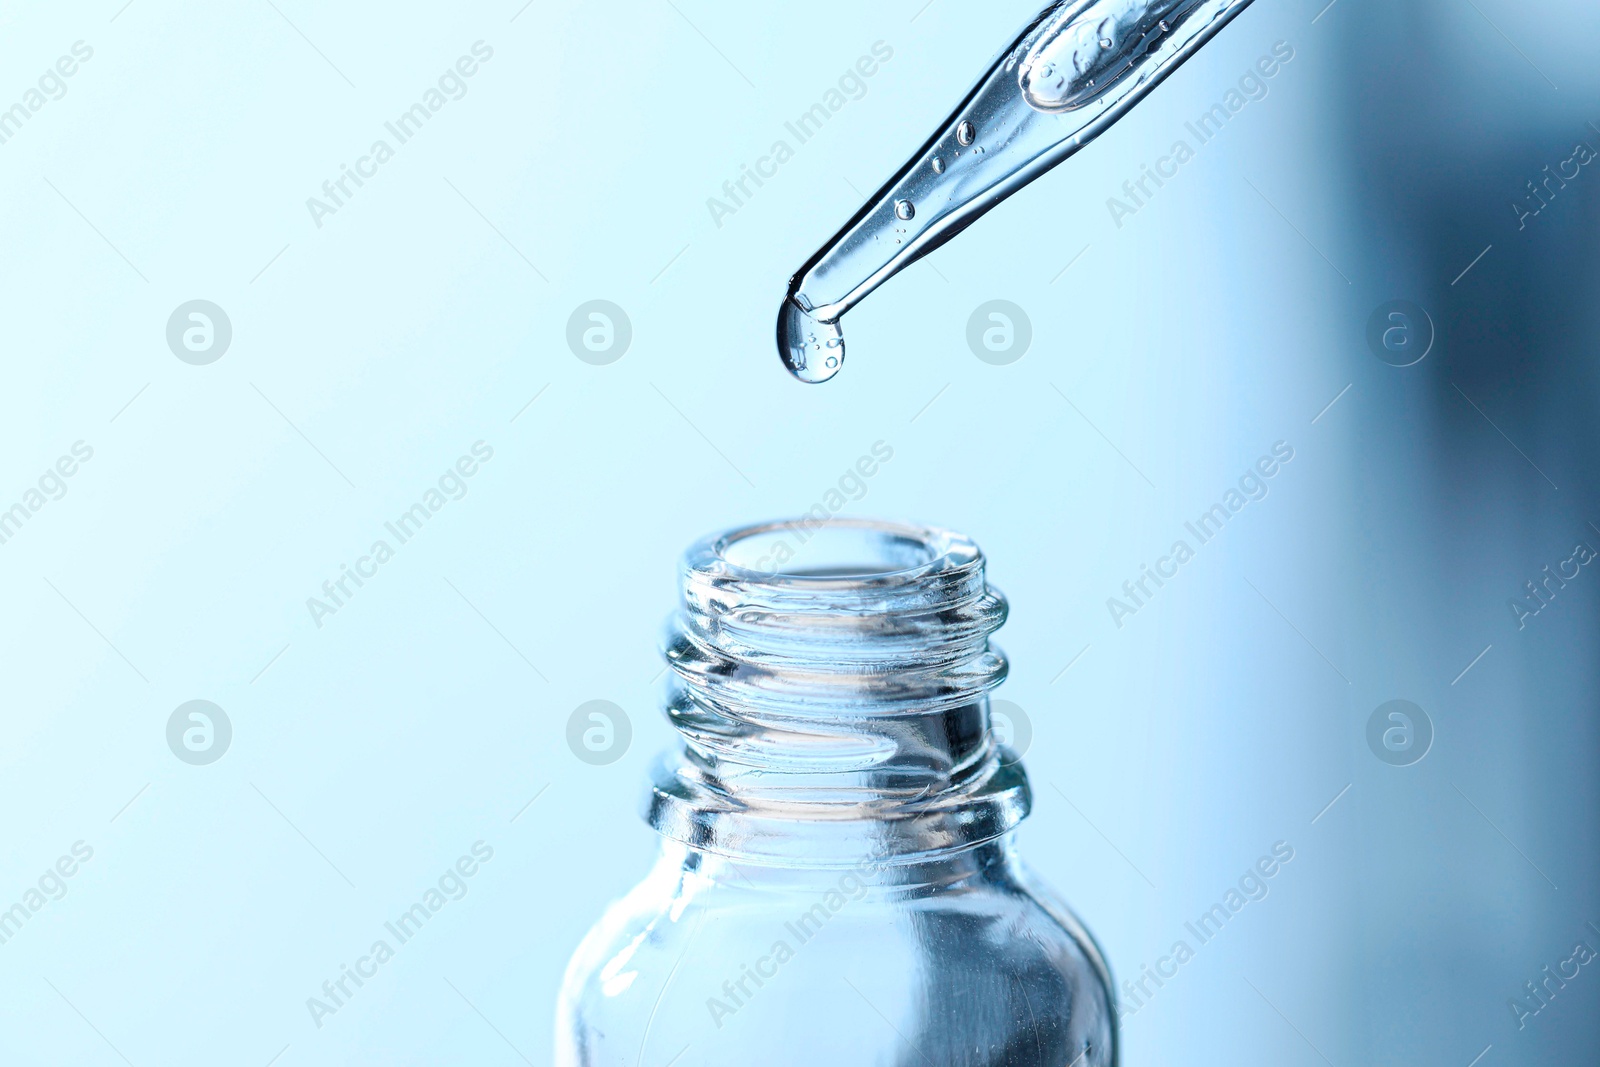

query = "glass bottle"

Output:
[[556, 519, 1117, 1065]]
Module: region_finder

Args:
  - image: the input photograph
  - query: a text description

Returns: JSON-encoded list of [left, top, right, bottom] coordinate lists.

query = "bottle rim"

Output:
[[685, 517, 981, 589]]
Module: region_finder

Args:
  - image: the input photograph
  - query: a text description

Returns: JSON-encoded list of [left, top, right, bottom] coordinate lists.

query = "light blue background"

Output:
[[1, 0, 1596, 1063]]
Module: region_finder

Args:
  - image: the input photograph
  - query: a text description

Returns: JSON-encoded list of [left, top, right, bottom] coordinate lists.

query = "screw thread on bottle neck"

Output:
[[646, 519, 1031, 867]]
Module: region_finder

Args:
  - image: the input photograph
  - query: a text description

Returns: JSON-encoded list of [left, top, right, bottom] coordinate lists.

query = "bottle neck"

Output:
[[644, 519, 1031, 868], [647, 835, 1024, 896]]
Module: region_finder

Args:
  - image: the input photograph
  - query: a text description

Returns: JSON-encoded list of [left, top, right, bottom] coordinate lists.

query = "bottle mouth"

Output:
[[688, 517, 981, 587], [678, 519, 998, 663]]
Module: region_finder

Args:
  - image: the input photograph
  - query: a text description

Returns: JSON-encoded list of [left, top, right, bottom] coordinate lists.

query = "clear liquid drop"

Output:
[[932, 156, 945, 173], [895, 199, 915, 220], [777, 299, 845, 384], [956, 120, 976, 146]]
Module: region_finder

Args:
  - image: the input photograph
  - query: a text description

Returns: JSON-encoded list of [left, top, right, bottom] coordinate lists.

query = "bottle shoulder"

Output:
[[556, 849, 1116, 1066]]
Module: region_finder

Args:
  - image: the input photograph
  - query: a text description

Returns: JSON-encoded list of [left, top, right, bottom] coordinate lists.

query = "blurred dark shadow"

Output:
[[1338, 0, 1600, 1061]]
